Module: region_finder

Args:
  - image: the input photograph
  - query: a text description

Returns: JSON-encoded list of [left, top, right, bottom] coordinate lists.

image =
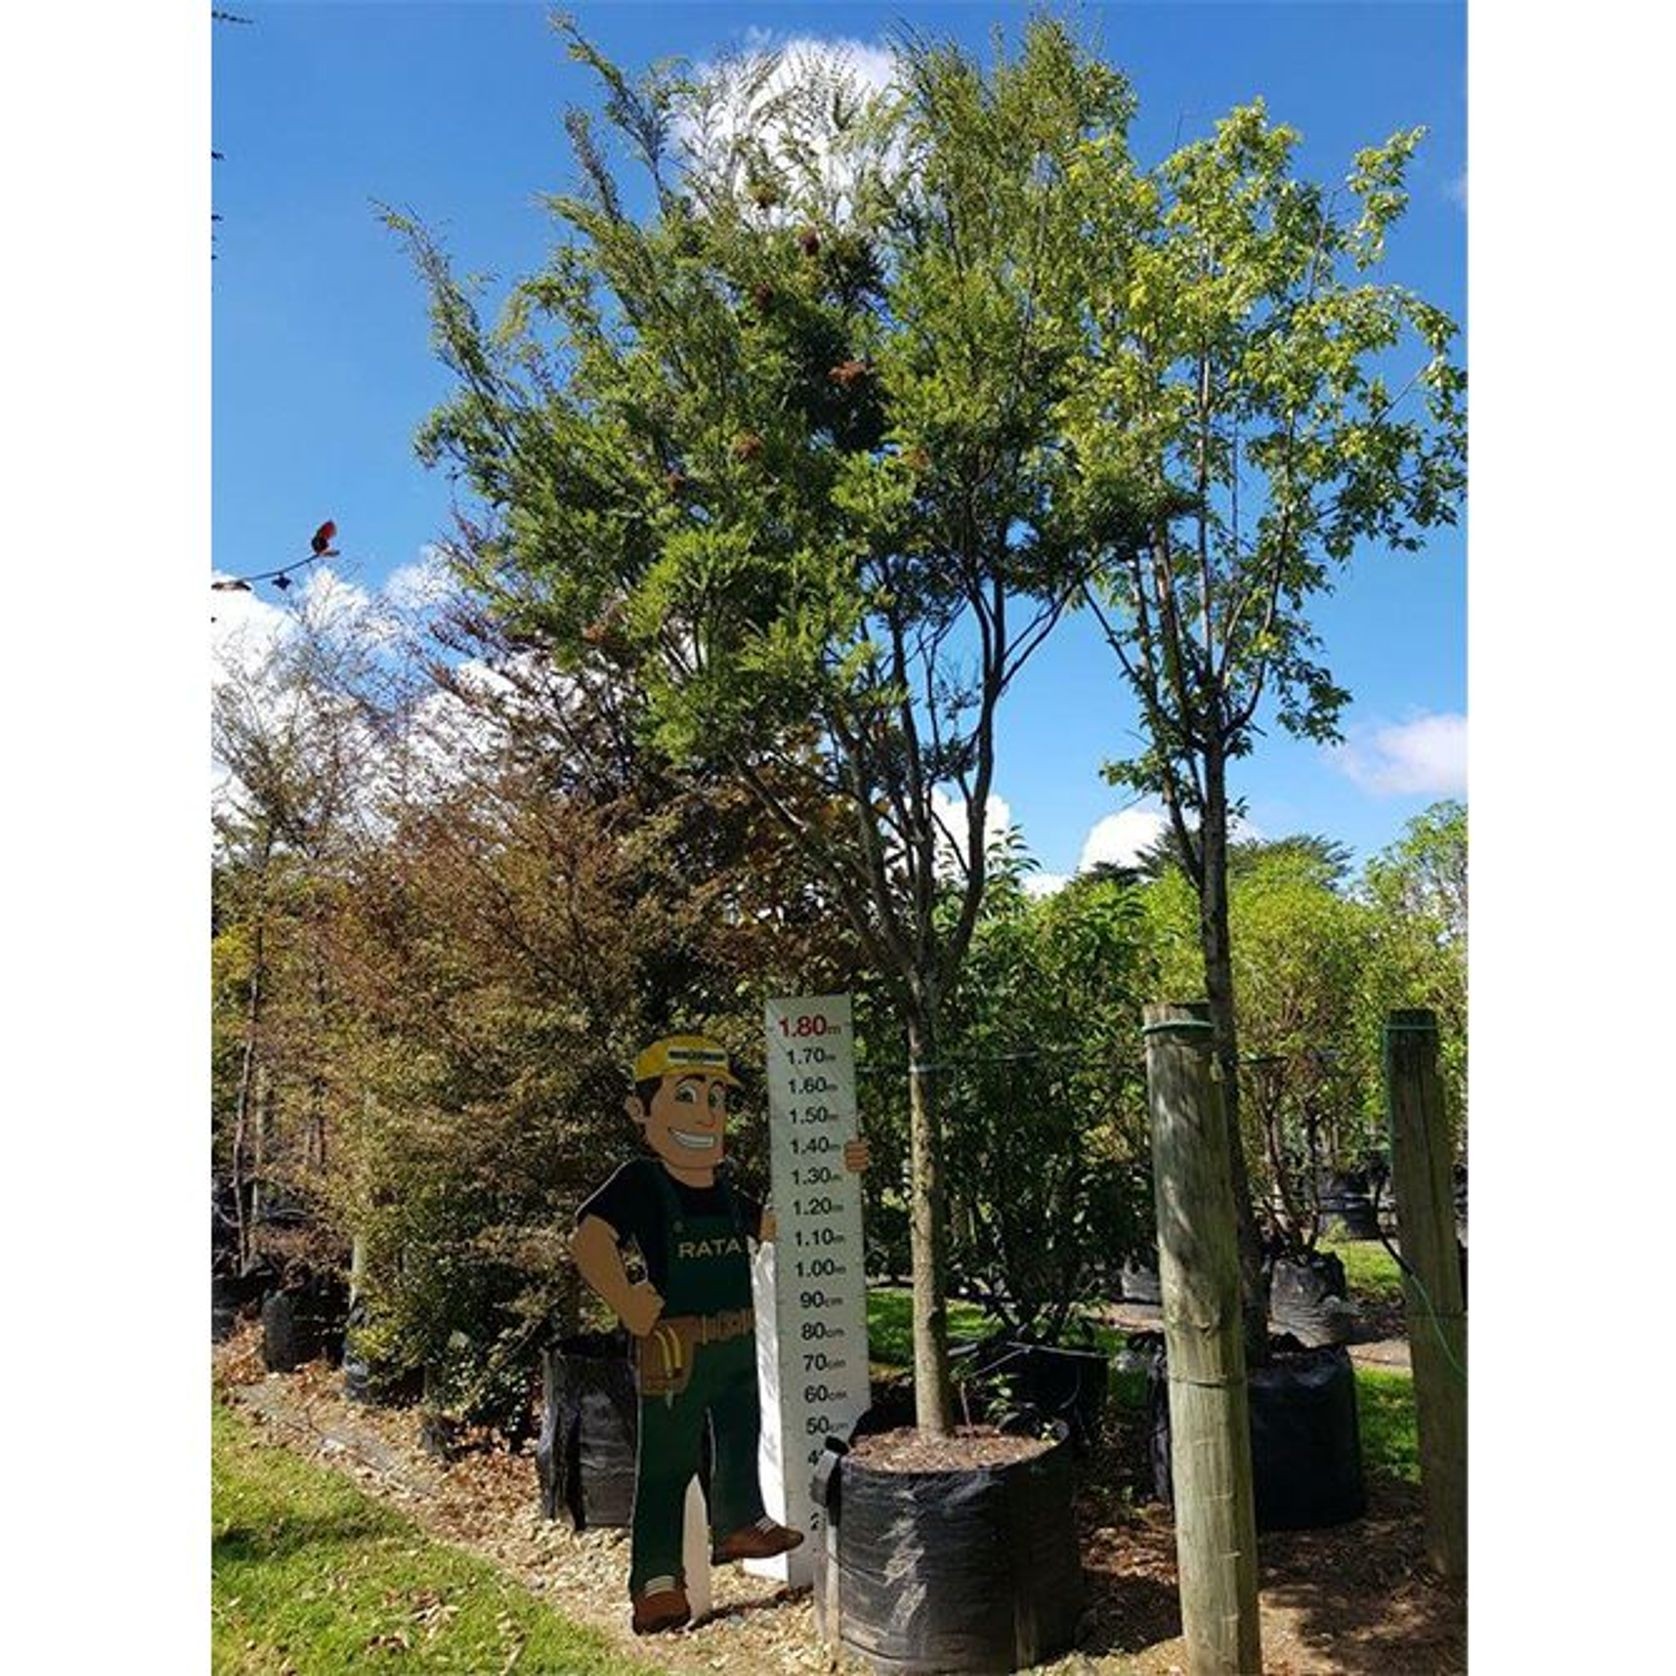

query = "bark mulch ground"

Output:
[[213, 1324, 1462, 1674]]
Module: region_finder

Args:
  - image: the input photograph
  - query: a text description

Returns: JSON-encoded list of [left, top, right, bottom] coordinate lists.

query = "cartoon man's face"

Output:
[[630, 1073, 732, 1170]]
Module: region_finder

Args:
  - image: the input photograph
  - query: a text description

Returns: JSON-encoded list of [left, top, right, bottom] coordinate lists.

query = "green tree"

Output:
[[935, 854, 1154, 1336], [1142, 842, 1381, 1252], [315, 618, 874, 1422], [1360, 800, 1467, 1143], [212, 592, 385, 1272], [1223, 850, 1376, 1250], [1064, 95, 1467, 1349], [395, 21, 1136, 1431], [1364, 797, 1465, 946]]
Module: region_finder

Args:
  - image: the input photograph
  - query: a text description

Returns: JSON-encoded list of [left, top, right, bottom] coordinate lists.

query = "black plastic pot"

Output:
[[1148, 1344, 1366, 1531], [211, 1274, 248, 1344], [1268, 1252, 1357, 1348], [260, 1273, 349, 1373], [340, 1300, 426, 1406], [1321, 1171, 1381, 1240], [535, 1332, 639, 1530], [812, 1420, 1084, 1674], [959, 1339, 1110, 1452], [261, 1293, 302, 1372]]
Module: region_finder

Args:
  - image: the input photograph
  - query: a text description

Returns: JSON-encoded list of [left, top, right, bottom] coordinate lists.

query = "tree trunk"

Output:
[[230, 914, 266, 1275], [1199, 745, 1270, 1361], [906, 1003, 953, 1434], [250, 1061, 273, 1236]]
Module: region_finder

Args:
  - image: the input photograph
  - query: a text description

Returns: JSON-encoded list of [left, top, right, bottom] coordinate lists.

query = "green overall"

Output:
[[630, 1168, 767, 1597]]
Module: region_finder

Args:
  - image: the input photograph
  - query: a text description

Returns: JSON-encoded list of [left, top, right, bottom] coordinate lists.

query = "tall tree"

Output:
[[395, 20, 1135, 1430], [212, 590, 386, 1269], [1064, 100, 1467, 1349], [1360, 800, 1467, 1138], [1364, 798, 1466, 946]]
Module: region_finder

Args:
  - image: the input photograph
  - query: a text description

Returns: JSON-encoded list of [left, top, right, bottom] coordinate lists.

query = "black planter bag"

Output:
[[535, 1332, 639, 1530], [211, 1275, 242, 1344], [1268, 1252, 1357, 1348], [340, 1299, 425, 1406], [1119, 1257, 1162, 1305], [958, 1339, 1110, 1452], [261, 1292, 302, 1372], [1148, 1344, 1366, 1530], [812, 1420, 1084, 1674], [260, 1273, 349, 1372], [1320, 1170, 1381, 1240]]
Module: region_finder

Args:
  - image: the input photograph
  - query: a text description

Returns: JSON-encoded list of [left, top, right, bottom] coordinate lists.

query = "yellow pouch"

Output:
[[636, 1321, 697, 1399]]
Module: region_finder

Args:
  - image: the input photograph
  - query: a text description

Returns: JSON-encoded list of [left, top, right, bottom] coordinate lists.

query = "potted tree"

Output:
[[399, 18, 1124, 1664]]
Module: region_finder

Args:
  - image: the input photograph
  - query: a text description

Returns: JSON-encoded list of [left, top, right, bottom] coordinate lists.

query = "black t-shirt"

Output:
[[575, 1158, 765, 1297]]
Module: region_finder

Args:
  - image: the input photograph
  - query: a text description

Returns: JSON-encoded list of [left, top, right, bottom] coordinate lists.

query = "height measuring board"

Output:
[[749, 994, 870, 1586]]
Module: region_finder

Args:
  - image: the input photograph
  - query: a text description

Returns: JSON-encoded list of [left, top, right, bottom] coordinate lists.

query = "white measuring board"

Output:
[[748, 994, 871, 1586]]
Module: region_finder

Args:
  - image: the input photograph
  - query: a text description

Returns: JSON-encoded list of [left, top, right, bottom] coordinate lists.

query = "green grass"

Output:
[[864, 1283, 1418, 1484], [866, 1287, 997, 1368], [1353, 1367, 1420, 1483], [1321, 1234, 1406, 1306], [212, 1399, 664, 1676]]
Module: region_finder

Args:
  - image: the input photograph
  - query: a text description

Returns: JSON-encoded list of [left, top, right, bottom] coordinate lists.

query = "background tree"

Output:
[[1144, 838, 1380, 1253], [319, 576, 878, 1421], [212, 589, 387, 1274], [1063, 98, 1467, 1349], [395, 21, 1138, 1432], [1359, 799, 1467, 1147], [933, 845, 1154, 1336]]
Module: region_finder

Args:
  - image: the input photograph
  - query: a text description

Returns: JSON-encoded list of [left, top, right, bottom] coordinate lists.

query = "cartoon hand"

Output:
[[619, 1282, 666, 1339], [843, 1137, 871, 1173]]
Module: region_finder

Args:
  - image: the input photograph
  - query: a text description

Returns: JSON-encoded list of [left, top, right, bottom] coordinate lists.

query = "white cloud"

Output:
[[1074, 801, 1262, 875], [1021, 871, 1070, 900], [210, 553, 467, 851], [677, 32, 901, 218], [383, 546, 455, 614], [735, 29, 897, 95], [209, 572, 291, 674], [1334, 711, 1467, 797], [1078, 805, 1169, 872], [929, 788, 1013, 879], [1446, 168, 1467, 211]]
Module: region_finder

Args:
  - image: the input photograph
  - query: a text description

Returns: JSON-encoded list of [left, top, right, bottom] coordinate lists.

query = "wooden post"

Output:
[[1383, 1008, 1467, 1580], [1144, 1001, 1262, 1676]]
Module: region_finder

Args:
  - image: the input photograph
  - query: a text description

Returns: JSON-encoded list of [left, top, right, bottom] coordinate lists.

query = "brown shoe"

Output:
[[712, 1518, 806, 1563], [631, 1585, 691, 1635]]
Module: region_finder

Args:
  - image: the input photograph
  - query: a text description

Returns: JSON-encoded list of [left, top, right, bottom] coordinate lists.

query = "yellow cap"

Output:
[[631, 1035, 742, 1089]]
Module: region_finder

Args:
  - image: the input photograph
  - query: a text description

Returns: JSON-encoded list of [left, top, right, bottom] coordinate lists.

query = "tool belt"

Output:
[[637, 1309, 755, 1399]]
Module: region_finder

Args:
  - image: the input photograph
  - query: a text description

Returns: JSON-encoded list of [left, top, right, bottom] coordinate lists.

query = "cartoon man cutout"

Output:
[[570, 1034, 867, 1635]]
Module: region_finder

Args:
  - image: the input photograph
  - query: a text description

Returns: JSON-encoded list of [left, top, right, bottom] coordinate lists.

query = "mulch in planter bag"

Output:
[[535, 1332, 640, 1530], [1148, 1344, 1366, 1531], [812, 1421, 1084, 1674], [1268, 1251, 1358, 1348]]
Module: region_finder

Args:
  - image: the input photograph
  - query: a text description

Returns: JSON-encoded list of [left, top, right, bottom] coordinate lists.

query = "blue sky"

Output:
[[213, 1, 1466, 881]]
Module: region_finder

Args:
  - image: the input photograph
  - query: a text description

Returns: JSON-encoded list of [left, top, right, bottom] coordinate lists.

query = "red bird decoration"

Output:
[[311, 520, 338, 557]]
